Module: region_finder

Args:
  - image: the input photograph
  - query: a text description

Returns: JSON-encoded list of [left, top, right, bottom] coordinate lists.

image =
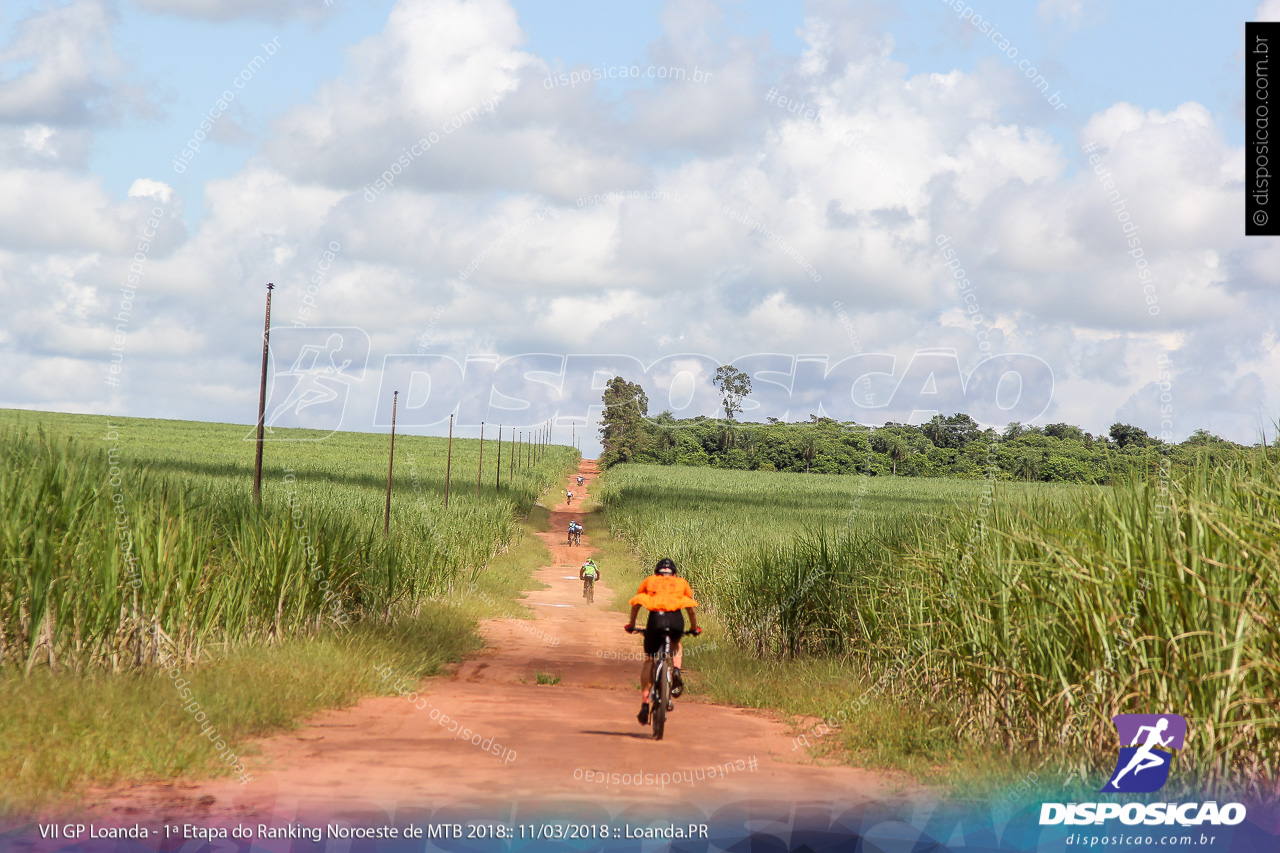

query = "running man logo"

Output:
[[1103, 714, 1187, 793], [252, 327, 370, 441]]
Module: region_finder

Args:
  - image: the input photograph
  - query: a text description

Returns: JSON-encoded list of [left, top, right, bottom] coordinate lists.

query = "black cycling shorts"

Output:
[[642, 610, 685, 655]]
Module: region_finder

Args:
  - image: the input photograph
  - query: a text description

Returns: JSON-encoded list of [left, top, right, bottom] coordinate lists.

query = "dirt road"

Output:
[[87, 461, 903, 825]]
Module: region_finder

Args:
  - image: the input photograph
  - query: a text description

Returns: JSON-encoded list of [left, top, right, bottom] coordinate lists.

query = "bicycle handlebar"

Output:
[[622, 624, 702, 636]]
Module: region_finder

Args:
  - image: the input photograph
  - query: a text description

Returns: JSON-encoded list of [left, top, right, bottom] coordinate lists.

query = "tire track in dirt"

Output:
[[85, 461, 908, 824]]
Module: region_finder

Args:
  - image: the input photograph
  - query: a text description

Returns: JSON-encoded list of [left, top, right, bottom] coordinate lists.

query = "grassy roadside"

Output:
[[0, 514, 555, 817], [588, 507, 1037, 801]]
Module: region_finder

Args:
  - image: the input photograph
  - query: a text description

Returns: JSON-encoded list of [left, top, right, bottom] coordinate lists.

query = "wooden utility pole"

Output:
[[444, 414, 454, 509], [384, 390, 398, 535], [477, 421, 485, 497], [508, 426, 515, 482], [252, 283, 274, 505], [495, 425, 502, 491]]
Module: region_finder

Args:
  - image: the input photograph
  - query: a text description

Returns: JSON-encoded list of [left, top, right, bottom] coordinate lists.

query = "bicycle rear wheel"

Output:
[[587, 580, 594, 603], [651, 660, 669, 740]]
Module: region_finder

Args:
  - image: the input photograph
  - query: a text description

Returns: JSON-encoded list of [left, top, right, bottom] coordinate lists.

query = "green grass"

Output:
[[0, 407, 572, 813], [587, 506, 979, 786], [596, 459, 1280, 798], [534, 672, 562, 685], [0, 409, 575, 670], [0, 609, 476, 814], [595, 464, 1085, 655], [0, 512, 557, 815]]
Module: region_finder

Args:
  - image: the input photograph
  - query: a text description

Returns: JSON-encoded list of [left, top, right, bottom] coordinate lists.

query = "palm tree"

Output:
[[1013, 454, 1038, 482], [654, 427, 677, 463], [801, 434, 818, 473], [716, 422, 738, 452], [886, 436, 908, 475]]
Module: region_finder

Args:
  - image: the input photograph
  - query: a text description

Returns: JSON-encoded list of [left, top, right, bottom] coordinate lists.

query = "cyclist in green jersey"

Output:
[[579, 559, 600, 597]]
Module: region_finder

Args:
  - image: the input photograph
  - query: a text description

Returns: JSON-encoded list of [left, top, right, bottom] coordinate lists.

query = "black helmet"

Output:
[[655, 558, 677, 575]]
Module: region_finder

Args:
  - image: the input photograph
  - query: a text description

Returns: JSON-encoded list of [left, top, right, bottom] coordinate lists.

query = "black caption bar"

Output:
[[1247, 22, 1280, 235]]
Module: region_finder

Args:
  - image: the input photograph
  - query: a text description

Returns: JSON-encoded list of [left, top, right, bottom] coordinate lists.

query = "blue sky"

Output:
[[1, 0, 1277, 453]]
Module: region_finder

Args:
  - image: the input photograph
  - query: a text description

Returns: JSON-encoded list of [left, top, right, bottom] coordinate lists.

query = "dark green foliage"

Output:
[[598, 376, 650, 467], [1109, 422, 1152, 448], [610, 394, 1251, 484]]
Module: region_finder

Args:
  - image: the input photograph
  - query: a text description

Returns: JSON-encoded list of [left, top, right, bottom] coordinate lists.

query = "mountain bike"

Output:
[[582, 575, 595, 603], [626, 625, 700, 740], [571, 529, 582, 546]]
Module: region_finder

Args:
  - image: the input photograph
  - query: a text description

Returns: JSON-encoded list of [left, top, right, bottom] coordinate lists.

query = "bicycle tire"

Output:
[[652, 658, 670, 740], [586, 580, 594, 603]]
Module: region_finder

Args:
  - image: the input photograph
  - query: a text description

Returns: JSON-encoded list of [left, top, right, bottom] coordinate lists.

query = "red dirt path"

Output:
[[83, 460, 909, 825]]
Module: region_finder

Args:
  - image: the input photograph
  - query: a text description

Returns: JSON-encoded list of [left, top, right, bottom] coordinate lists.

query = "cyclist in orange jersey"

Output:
[[623, 558, 700, 724]]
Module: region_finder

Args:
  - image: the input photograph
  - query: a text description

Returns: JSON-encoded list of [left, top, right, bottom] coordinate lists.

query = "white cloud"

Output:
[[1037, 0, 1086, 30], [1255, 1, 1280, 23], [0, 0, 135, 125], [265, 0, 543, 191], [128, 179, 174, 204], [135, 0, 330, 21], [0, 168, 132, 251]]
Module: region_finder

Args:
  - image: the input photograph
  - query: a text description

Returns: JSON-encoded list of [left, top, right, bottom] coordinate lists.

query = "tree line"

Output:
[[597, 374, 1253, 483]]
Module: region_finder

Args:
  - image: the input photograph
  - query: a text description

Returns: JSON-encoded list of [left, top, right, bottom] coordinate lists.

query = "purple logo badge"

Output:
[[1103, 714, 1187, 793]]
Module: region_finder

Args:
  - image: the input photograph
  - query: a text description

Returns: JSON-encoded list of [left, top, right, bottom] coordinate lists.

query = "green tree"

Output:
[[1003, 422, 1026, 440], [1184, 428, 1223, 446], [1044, 422, 1087, 442], [800, 433, 818, 473], [1109, 422, 1152, 449], [599, 377, 649, 467], [885, 435, 908, 475], [715, 422, 738, 452], [1012, 453, 1039, 481], [923, 413, 981, 448], [923, 415, 948, 447], [713, 365, 753, 420]]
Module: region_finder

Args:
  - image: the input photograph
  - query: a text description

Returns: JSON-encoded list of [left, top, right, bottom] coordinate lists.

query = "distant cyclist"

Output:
[[623, 558, 700, 725], [577, 475, 584, 486], [566, 489, 574, 504], [579, 559, 600, 597]]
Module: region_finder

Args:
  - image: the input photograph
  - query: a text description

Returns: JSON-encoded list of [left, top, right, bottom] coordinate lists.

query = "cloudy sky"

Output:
[[2, 0, 1277, 455]]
